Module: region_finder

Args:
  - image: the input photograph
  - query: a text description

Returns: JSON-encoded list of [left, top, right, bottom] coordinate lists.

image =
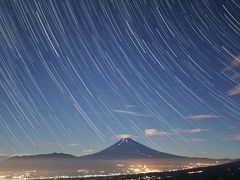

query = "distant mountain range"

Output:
[[0, 138, 233, 177]]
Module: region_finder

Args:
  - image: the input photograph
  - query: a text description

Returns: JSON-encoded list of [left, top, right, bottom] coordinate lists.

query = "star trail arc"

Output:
[[0, 0, 240, 159]]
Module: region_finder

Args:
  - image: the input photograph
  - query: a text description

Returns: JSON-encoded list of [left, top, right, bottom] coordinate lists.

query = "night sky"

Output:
[[0, 0, 240, 159]]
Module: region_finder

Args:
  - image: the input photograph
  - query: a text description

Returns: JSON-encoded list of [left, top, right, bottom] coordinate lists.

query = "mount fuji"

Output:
[[81, 138, 185, 159]]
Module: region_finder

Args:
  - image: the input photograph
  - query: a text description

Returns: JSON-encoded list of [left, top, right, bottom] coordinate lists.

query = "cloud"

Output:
[[178, 138, 207, 142], [10, 153, 33, 157], [124, 105, 135, 108], [83, 149, 94, 154], [231, 73, 240, 80], [222, 55, 240, 96], [222, 134, 240, 141], [173, 128, 209, 134], [68, 143, 80, 147], [113, 134, 135, 139], [227, 85, 240, 96], [144, 128, 209, 137], [222, 55, 240, 73], [144, 129, 170, 137], [41, 142, 55, 146], [112, 109, 150, 117], [0, 150, 10, 157], [0, 154, 9, 157], [185, 114, 219, 120]]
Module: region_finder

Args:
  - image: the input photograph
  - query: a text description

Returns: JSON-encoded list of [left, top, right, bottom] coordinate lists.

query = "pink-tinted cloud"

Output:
[[112, 109, 151, 117], [0, 154, 9, 157], [222, 55, 240, 96], [83, 149, 94, 154], [10, 153, 33, 157], [173, 128, 209, 134], [185, 114, 219, 120], [144, 128, 209, 137], [222, 55, 240, 73], [222, 134, 240, 141], [188, 138, 207, 142], [144, 129, 170, 137], [0, 150, 9, 157], [41, 142, 55, 146], [178, 138, 207, 142], [113, 134, 135, 139], [231, 73, 240, 80], [227, 85, 240, 96], [68, 143, 80, 147]]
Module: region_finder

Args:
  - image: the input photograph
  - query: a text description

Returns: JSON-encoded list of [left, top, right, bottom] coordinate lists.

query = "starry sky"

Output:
[[0, 0, 240, 159]]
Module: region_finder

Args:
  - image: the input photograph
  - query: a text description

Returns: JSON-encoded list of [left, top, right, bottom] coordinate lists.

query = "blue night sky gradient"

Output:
[[0, 0, 240, 159]]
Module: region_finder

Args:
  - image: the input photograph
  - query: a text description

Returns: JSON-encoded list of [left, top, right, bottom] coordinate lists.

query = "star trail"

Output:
[[0, 0, 240, 159]]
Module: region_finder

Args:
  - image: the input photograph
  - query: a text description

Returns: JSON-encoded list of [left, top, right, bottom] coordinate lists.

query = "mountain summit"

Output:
[[81, 138, 184, 159]]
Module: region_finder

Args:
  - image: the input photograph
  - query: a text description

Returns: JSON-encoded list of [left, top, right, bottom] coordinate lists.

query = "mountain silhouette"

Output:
[[9, 152, 76, 160], [81, 138, 185, 159], [0, 138, 232, 173]]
